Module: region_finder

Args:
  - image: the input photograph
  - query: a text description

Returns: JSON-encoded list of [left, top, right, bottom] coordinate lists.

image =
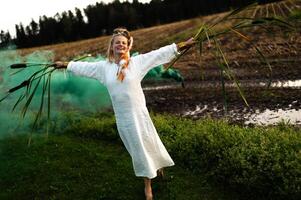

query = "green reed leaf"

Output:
[[0, 93, 10, 103], [12, 93, 26, 112], [46, 73, 52, 138], [220, 69, 228, 114], [212, 33, 249, 107], [21, 74, 43, 118], [32, 75, 47, 129], [209, 2, 258, 28]]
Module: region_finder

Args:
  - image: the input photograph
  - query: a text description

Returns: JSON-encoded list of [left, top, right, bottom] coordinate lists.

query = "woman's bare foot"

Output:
[[144, 178, 153, 200], [144, 187, 153, 200]]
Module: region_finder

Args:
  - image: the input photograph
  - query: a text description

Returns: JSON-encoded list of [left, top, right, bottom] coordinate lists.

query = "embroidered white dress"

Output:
[[67, 43, 178, 178]]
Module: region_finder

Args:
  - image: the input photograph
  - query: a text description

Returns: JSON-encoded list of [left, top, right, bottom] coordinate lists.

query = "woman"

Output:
[[55, 28, 194, 200]]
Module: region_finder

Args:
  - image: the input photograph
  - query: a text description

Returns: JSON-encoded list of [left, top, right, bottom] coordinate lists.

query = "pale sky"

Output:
[[0, 0, 151, 37]]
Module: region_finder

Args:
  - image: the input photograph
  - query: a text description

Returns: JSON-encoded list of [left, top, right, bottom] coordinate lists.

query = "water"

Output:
[[270, 80, 301, 88], [143, 79, 301, 90], [183, 103, 301, 125], [245, 107, 301, 125], [144, 80, 301, 125]]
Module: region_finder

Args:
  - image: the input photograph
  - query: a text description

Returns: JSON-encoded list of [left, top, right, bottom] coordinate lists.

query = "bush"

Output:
[[56, 111, 301, 198], [152, 114, 301, 199]]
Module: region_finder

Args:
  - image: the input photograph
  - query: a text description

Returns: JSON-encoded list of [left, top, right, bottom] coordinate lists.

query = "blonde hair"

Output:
[[107, 27, 133, 63]]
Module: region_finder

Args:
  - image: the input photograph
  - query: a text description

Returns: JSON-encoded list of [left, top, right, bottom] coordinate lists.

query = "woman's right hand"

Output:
[[54, 61, 69, 69]]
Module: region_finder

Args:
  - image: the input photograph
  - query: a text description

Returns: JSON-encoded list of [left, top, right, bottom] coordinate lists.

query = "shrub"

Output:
[[56, 112, 301, 198], [152, 114, 301, 199]]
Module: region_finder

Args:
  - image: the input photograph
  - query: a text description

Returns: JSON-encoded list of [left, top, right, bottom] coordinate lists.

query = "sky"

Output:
[[0, 0, 151, 37]]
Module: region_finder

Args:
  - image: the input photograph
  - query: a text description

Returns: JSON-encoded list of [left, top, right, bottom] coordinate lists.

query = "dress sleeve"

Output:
[[67, 61, 106, 84], [134, 43, 180, 78]]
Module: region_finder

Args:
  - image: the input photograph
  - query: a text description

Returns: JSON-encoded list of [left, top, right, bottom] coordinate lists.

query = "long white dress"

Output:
[[67, 43, 178, 178]]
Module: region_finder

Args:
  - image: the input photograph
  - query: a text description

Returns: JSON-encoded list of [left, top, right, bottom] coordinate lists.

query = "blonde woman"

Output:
[[56, 28, 194, 200]]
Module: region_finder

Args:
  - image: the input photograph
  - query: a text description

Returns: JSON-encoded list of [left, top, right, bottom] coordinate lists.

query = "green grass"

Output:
[[1, 112, 300, 199], [0, 133, 238, 200]]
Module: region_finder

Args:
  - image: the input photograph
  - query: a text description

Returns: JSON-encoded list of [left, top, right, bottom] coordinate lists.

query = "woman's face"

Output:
[[112, 35, 129, 56]]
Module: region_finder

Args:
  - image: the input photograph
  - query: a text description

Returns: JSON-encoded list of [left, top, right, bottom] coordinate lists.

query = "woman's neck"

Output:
[[115, 53, 130, 64], [114, 53, 122, 64]]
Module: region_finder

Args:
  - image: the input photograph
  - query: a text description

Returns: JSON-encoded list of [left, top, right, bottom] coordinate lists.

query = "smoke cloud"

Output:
[[0, 49, 183, 138], [0, 48, 111, 138]]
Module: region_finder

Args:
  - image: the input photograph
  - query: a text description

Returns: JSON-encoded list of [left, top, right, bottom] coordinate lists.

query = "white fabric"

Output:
[[67, 43, 179, 178]]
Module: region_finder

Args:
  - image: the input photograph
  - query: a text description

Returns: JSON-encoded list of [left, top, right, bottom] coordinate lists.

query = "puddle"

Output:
[[183, 105, 208, 116], [143, 84, 178, 91], [245, 107, 301, 125], [182, 99, 301, 125], [270, 80, 301, 88], [143, 79, 301, 90], [144, 79, 301, 125]]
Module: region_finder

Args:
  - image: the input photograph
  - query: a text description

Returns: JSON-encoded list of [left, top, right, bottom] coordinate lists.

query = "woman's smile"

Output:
[[116, 45, 126, 51]]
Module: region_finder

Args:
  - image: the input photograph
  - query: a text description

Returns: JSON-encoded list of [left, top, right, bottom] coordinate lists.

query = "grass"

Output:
[[0, 133, 239, 200]]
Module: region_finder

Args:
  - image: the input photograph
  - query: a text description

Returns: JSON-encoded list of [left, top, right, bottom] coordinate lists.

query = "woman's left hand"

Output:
[[177, 37, 196, 52]]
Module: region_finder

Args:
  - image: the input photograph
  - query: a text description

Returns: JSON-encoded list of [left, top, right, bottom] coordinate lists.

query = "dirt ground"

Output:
[[142, 26, 301, 124], [13, 1, 301, 124], [144, 83, 301, 124]]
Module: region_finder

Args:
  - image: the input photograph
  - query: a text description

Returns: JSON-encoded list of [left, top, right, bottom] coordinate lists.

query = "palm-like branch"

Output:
[[0, 55, 91, 145], [166, 1, 296, 110]]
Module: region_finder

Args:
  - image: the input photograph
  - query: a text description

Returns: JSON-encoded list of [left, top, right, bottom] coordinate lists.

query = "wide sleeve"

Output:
[[134, 43, 180, 78], [67, 61, 106, 84]]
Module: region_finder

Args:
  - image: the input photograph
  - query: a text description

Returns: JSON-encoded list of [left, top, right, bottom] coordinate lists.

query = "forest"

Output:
[[0, 0, 280, 48]]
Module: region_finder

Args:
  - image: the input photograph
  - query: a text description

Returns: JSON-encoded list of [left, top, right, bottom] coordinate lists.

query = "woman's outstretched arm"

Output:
[[54, 61, 106, 83], [54, 61, 69, 69], [134, 38, 195, 78]]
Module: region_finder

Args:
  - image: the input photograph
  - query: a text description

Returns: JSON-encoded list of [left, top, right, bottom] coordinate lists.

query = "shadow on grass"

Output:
[[0, 134, 240, 200]]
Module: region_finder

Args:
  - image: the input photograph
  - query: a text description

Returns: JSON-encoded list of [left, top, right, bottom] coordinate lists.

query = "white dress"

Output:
[[67, 43, 178, 178]]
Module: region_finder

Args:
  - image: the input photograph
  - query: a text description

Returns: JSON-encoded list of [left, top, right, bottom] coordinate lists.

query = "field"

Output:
[[17, 1, 301, 124]]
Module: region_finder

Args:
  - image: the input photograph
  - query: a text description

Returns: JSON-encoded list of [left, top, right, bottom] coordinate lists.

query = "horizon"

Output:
[[0, 0, 151, 37]]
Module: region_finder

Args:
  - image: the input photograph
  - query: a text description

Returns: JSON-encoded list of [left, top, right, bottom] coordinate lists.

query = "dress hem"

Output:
[[135, 162, 175, 179]]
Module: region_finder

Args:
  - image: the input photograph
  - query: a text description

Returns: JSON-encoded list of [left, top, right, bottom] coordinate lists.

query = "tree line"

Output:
[[0, 0, 280, 49]]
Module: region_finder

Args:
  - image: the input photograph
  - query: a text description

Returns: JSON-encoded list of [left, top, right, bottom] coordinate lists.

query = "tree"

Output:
[[12, 0, 282, 48], [0, 30, 11, 48], [0, 30, 5, 43], [30, 19, 39, 36], [15, 23, 27, 47], [74, 8, 86, 39]]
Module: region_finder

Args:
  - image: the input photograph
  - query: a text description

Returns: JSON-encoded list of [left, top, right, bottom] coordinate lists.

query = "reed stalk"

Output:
[[166, 2, 294, 109]]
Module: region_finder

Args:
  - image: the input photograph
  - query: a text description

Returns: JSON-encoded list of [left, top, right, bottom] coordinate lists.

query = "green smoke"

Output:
[[0, 49, 111, 138], [0, 49, 183, 137]]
